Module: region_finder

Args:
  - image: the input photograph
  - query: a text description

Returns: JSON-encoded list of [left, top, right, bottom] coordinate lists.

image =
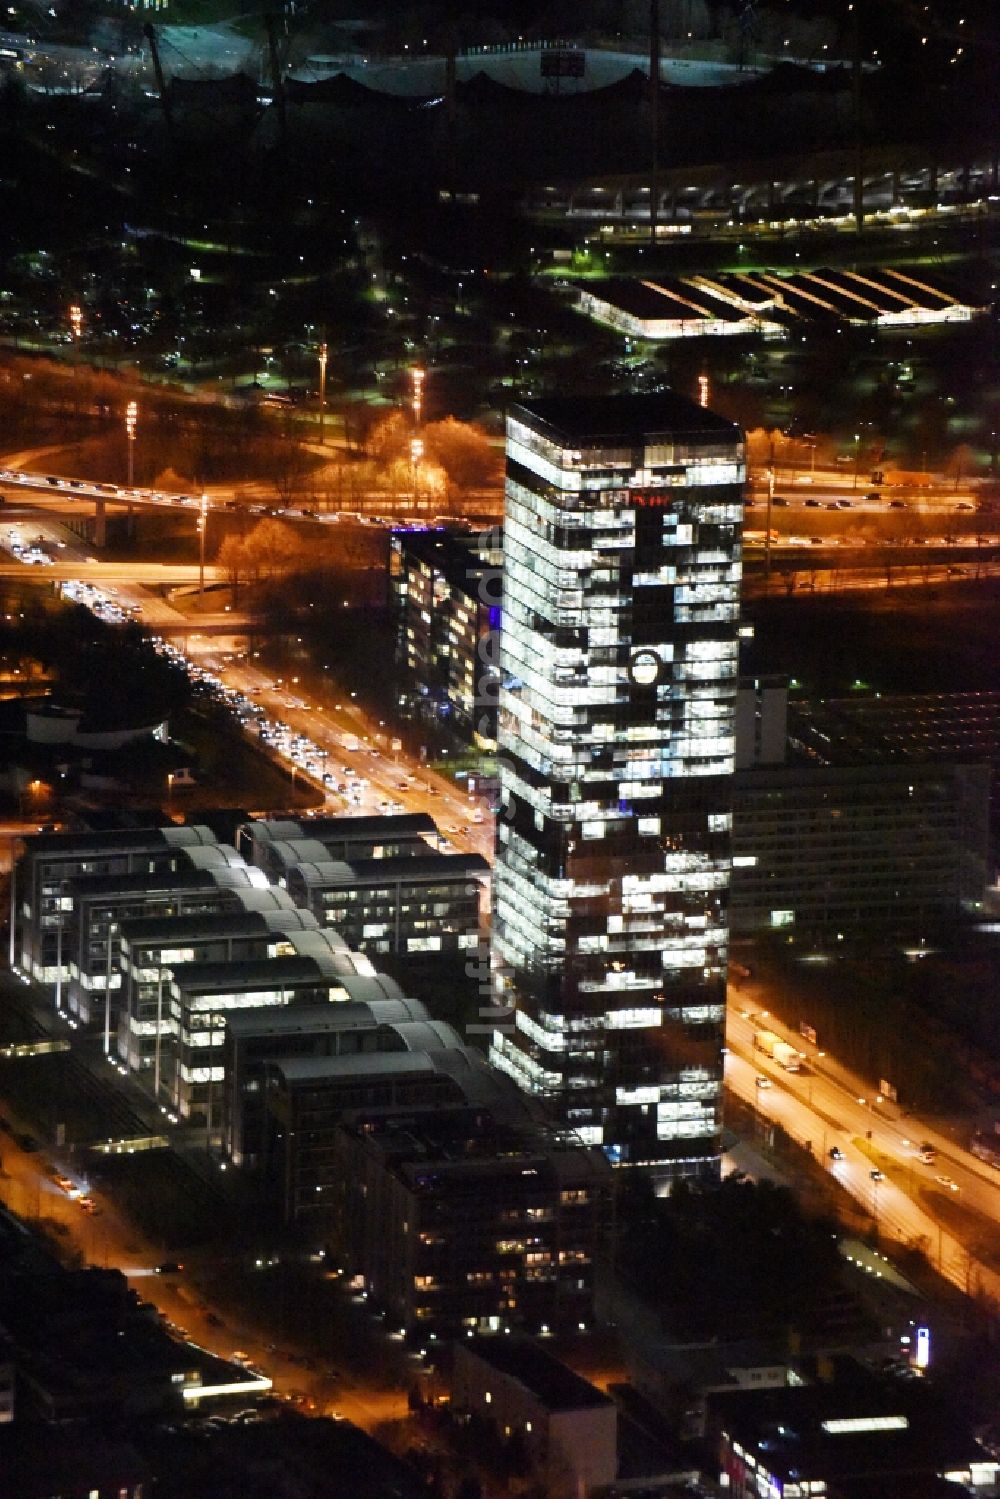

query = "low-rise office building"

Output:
[[284, 850, 489, 959], [223, 990, 421, 1168], [238, 813, 439, 883], [165, 931, 372, 1128], [116, 896, 318, 1084], [11, 823, 222, 983], [627, 1338, 793, 1439], [254, 1011, 488, 1221], [451, 1336, 618, 1496], [60, 850, 270, 1030], [334, 1111, 612, 1339], [712, 1366, 999, 1498]]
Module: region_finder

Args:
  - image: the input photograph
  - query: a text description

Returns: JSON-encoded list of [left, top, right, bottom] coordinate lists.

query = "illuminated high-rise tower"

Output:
[[491, 395, 744, 1185]]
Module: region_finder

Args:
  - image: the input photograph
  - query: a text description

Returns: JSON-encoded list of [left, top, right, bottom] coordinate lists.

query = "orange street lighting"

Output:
[[411, 366, 425, 426], [198, 495, 208, 595], [410, 436, 424, 508], [125, 400, 138, 488], [317, 340, 328, 445]]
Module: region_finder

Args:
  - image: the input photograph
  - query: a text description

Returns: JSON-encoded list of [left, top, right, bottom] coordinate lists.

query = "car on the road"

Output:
[[804, 498, 821, 508], [935, 1175, 959, 1192], [78, 1196, 99, 1214], [889, 499, 907, 510], [54, 1174, 76, 1194], [917, 1142, 937, 1163], [754, 1075, 771, 1090], [231, 1350, 253, 1366], [869, 1169, 884, 1182], [772, 496, 788, 507], [829, 1146, 844, 1161], [155, 1261, 183, 1275]]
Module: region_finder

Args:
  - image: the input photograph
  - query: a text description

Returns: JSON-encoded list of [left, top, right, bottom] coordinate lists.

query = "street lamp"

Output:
[[410, 436, 424, 509], [853, 431, 862, 491], [125, 400, 138, 489], [317, 340, 328, 446], [871, 1173, 880, 1241], [197, 494, 208, 596], [764, 466, 775, 586]]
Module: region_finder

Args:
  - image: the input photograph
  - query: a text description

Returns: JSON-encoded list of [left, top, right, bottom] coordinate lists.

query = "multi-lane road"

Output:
[[725, 1002, 1000, 1301], [206, 654, 495, 864], [1, 455, 987, 533], [0, 509, 496, 861], [0, 460, 479, 532], [0, 1104, 408, 1430]]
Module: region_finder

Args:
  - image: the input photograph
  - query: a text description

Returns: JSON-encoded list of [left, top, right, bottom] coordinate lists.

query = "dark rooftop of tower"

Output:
[[509, 393, 740, 445]]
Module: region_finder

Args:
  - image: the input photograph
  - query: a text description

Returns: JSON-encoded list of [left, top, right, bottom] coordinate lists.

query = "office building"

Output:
[[254, 1009, 495, 1221], [238, 813, 440, 882], [729, 687, 992, 934], [731, 761, 991, 935], [164, 931, 376, 1128], [116, 896, 317, 1080], [334, 1112, 611, 1339], [11, 823, 222, 984], [711, 1364, 999, 1498], [391, 527, 502, 746], [284, 849, 488, 959], [223, 992, 422, 1168], [452, 1337, 618, 1496], [60, 850, 268, 1030], [491, 394, 744, 1183]]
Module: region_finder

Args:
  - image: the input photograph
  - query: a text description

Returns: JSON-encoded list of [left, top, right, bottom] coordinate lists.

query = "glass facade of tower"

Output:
[[490, 395, 744, 1183]]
